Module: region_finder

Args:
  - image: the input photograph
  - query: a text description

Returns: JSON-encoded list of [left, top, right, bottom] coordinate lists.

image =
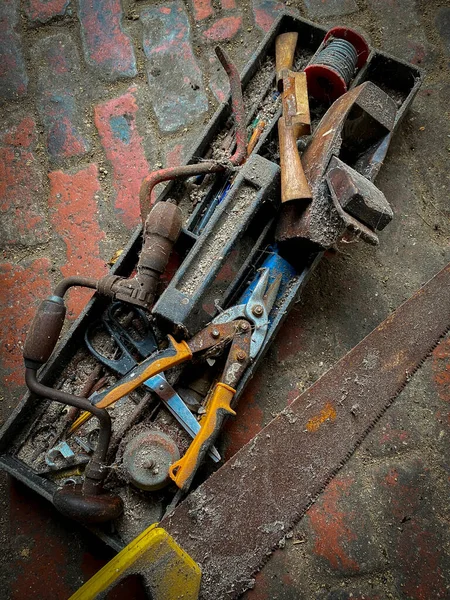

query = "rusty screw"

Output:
[[236, 350, 247, 362], [211, 328, 220, 339], [252, 305, 264, 317], [239, 321, 250, 332]]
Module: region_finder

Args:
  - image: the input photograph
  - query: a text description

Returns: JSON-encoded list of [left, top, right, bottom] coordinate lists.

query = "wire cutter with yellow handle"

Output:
[[90, 268, 281, 493]]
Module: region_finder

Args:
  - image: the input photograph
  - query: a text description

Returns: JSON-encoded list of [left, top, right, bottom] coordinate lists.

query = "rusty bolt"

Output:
[[211, 328, 220, 339], [252, 304, 264, 317], [239, 321, 250, 331], [236, 350, 247, 362]]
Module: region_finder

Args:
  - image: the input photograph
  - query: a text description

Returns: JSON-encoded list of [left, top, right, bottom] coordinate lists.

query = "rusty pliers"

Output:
[[90, 269, 281, 492]]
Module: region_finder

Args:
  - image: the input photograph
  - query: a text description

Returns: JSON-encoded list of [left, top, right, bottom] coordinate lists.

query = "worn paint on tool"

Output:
[[70, 523, 201, 600], [306, 402, 337, 432]]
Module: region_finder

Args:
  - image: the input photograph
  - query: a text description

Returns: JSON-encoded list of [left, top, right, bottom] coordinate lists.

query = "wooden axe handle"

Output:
[[276, 32, 298, 91], [278, 116, 312, 204]]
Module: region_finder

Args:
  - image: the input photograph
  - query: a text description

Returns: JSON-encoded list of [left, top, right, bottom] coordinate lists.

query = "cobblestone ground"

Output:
[[0, 0, 449, 598]]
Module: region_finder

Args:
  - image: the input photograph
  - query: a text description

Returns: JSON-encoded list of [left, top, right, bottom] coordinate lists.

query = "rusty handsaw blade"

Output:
[[161, 262, 450, 599]]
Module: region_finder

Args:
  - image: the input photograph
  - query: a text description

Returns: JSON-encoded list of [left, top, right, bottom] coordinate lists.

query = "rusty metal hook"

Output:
[[139, 45, 247, 223]]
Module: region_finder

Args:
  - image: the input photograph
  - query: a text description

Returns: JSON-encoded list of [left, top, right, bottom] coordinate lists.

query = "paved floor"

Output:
[[0, 0, 449, 598]]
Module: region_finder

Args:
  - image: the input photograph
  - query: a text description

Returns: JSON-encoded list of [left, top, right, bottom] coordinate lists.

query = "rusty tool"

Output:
[[89, 269, 280, 493], [77, 302, 221, 462], [160, 261, 450, 599], [276, 81, 397, 253], [23, 364, 122, 523], [23, 47, 245, 356], [276, 32, 312, 205], [139, 45, 247, 223]]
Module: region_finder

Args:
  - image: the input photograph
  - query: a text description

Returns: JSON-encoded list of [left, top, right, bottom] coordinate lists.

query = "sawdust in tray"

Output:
[[178, 185, 257, 296], [115, 486, 164, 545], [243, 56, 275, 111], [294, 49, 314, 73]]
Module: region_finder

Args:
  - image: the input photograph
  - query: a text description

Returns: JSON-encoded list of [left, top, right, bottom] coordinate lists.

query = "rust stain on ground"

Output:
[[306, 402, 337, 432], [307, 477, 360, 573]]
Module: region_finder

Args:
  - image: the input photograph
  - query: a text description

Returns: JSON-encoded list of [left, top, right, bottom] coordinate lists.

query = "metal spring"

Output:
[[314, 38, 358, 84]]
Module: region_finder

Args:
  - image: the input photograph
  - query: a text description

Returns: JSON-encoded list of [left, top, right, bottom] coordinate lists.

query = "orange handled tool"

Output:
[[169, 383, 236, 491], [89, 322, 241, 410]]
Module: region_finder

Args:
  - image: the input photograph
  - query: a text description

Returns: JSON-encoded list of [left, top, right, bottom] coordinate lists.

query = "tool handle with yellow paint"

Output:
[[169, 382, 236, 492], [90, 337, 192, 409]]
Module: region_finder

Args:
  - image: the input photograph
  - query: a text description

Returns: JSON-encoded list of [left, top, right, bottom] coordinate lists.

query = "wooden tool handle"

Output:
[[278, 116, 312, 204], [276, 32, 298, 91]]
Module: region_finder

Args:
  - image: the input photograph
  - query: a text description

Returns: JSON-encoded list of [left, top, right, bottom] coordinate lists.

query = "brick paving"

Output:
[[0, 0, 449, 598]]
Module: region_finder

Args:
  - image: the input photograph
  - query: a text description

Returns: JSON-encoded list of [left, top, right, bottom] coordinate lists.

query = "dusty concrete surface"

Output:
[[0, 0, 449, 598]]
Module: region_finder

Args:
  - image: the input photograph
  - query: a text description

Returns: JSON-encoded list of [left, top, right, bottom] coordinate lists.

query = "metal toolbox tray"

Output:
[[0, 12, 423, 550]]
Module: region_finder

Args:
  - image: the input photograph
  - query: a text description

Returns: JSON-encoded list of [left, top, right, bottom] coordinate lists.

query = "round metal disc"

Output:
[[123, 429, 180, 491]]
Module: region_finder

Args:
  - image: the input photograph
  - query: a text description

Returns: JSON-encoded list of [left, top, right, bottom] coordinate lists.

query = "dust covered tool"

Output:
[[160, 262, 450, 600], [69, 523, 201, 600], [276, 32, 312, 205], [152, 153, 281, 337], [78, 302, 221, 463], [276, 81, 398, 253], [89, 269, 280, 493], [305, 26, 370, 103]]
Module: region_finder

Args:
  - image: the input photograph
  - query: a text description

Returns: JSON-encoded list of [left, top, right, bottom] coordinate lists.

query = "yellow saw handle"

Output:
[[169, 382, 236, 492]]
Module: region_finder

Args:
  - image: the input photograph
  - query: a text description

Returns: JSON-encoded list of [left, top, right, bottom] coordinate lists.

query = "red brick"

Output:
[[432, 337, 450, 403], [48, 165, 107, 319], [34, 34, 90, 161], [94, 88, 150, 229], [380, 461, 448, 599], [0, 259, 51, 390], [0, 0, 28, 100], [24, 0, 69, 23], [306, 470, 385, 577], [9, 481, 73, 600], [307, 477, 360, 574], [253, 0, 284, 33], [203, 15, 242, 41], [165, 143, 185, 168], [141, 3, 208, 133], [0, 117, 49, 247], [192, 0, 213, 21], [78, 0, 137, 80]]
